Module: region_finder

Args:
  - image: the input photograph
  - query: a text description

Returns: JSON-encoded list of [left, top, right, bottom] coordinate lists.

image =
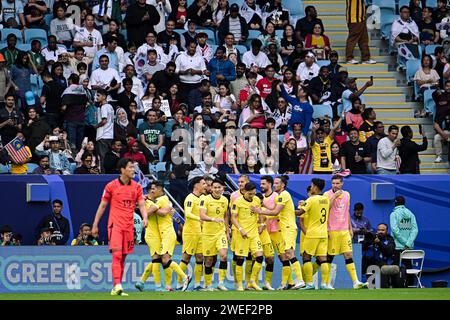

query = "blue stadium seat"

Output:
[[275, 29, 284, 40], [283, 0, 304, 17], [30, 74, 44, 96], [27, 163, 39, 174], [70, 163, 77, 174], [209, 44, 218, 54], [137, 118, 144, 129], [0, 42, 8, 50], [423, 89, 436, 115], [235, 44, 248, 58], [57, 44, 67, 50], [316, 60, 330, 68], [16, 43, 31, 52], [247, 29, 261, 41], [380, 15, 397, 40], [228, 0, 241, 6], [425, 45, 442, 56], [44, 14, 53, 27], [406, 59, 421, 83], [1, 28, 23, 42], [0, 164, 10, 174], [119, 29, 128, 42], [312, 104, 333, 119], [24, 29, 48, 45]]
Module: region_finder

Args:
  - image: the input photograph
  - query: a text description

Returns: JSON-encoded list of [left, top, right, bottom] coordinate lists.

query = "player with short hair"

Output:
[[177, 176, 206, 290], [254, 176, 305, 290], [199, 179, 230, 291], [323, 175, 368, 289], [297, 178, 330, 290], [204, 176, 214, 195], [231, 182, 264, 291], [92, 158, 147, 296]]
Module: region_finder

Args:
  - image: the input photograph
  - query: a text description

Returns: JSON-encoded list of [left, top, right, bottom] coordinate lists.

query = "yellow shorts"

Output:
[[299, 233, 306, 255], [182, 232, 203, 255], [235, 232, 262, 257], [160, 229, 177, 256], [145, 236, 162, 256], [328, 230, 352, 255], [259, 229, 274, 257], [230, 227, 237, 252], [303, 237, 328, 257], [202, 232, 228, 257], [269, 231, 284, 255], [281, 227, 298, 251]]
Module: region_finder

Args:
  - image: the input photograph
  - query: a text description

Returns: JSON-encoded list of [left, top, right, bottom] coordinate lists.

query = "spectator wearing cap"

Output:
[[0, 34, 20, 68], [296, 51, 319, 84], [345, 0, 376, 64], [326, 51, 342, 80], [242, 39, 270, 73], [207, 46, 237, 87], [181, 19, 198, 51], [50, 4, 75, 48], [187, 0, 214, 27], [175, 41, 209, 101], [125, 0, 161, 47], [93, 36, 120, 71], [196, 32, 214, 64], [73, 14, 104, 58], [295, 5, 325, 42], [157, 20, 182, 55], [218, 3, 249, 45], [41, 35, 68, 64], [342, 76, 372, 113], [35, 199, 70, 245]]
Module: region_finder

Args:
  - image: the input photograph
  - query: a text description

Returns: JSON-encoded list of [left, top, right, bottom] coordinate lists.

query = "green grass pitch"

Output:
[[1, 288, 449, 300]]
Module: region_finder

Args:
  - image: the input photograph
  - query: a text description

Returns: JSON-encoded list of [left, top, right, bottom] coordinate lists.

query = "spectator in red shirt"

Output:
[[123, 138, 148, 174], [256, 64, 276, 99]]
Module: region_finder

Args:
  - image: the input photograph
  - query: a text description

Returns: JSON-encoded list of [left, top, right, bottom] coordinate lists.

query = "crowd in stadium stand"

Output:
[[0, 0, 448, 180]]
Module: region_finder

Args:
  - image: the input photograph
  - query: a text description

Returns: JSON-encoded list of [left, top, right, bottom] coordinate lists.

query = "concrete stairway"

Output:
[[303, 0, 449, 173]]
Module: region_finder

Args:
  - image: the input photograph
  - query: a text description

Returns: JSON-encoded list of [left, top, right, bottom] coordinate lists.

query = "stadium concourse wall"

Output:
[[0, 175, 448, 291]]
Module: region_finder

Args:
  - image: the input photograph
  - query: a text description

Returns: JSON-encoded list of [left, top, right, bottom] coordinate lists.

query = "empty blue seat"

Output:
[[283, 0, 304, 17], [0, 164, 10, 174], [248, 29, 261, 40], [380, 14, 397, 40], [423, 89, 436, 115], [406, 59, 421, 83], [425, 45, 442, 56], [234, 44, 248, 58], [16, 43, 31, 52], [0, 42, 8, 50], [1, 28, 23, 42], [27, 163, 39, 174], [137, 118, 144, 129], [24, 29, 47, 44], [316, 60, 331, 68], [312, 104, 333, 120]]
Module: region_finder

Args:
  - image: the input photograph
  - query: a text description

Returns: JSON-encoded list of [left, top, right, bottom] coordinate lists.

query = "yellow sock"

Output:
[[288, 267, 295, 285], [204, 267, 213, 287], [346, 262, 358, 283], [265, 271, 273, 285], [170, 261, 186, 279], [140, 262, 153, 282], [152, 262, 161, 286], [303, 261, 313, 284], [291, 260, 304, 281], [322, 263, 331, 285], [164, 267, 173, 288], [312, 261, 319, 275], [245, 260, 253, 283], [177, 260, 188, 284], [219, 261, 227, 283], [250, 261, 262, 283], [320, 262, 330, 285], [236, 264, 243, 287], [194, 263, 203, 285], [232, 259, 237, 281], [281, 264, 291, 287]]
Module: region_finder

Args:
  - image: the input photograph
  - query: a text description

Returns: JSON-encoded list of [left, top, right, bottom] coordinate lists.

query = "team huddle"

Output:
[[132, 173, 369, 293]]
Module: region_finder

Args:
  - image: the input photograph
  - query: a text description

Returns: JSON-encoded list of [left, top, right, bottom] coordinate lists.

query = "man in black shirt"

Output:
[[308, 66, 332, 104], [295, 5, 324, 42], [433, 47, 450, 89], [103, 139, 122, 174], [398, 125, 427, 174], [125, 0, 160, 47], [0, 93, 24, 146], [418, 7, 440, 46], [341, 127, 371, 174], [326, 50, 343, 81], [41, 72, 64, 128], [151, 62, 179, 98], [366, 121, 386, 173], [117, 78, 137, 116], [35, 199, 70, 245], [157, 19, 181, 55]]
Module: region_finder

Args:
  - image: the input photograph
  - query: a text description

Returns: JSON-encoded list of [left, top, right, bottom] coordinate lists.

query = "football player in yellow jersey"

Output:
[[254, 176, 305, 290], [297, 178, 330, 290], [204, 176, 214, 195], [150, 181, 192, 291], [177, 176, 206, 290], [199, 179, 230, 291], [231, 182, 264, 291]]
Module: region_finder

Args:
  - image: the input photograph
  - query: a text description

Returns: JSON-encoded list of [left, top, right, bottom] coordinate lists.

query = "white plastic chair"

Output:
[[399, 250, 425, 288]]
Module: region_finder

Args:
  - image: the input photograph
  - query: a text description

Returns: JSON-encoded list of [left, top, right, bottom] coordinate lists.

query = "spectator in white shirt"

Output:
[[119, 64, 145, 99], [41, 35, 68, 63], [296, 51, 320, 84], [148, 0, 172, 34], [140, 49, 166, 85], [50, 4, 75, 48], [377, 125, 401, 174], [136, 31, 168, 67], [242, 39, 271, 73], [94, 89, 115, 172], [73, 14, 104, 58], [175, 41, 209, 101], [89, 55, 122, 99]]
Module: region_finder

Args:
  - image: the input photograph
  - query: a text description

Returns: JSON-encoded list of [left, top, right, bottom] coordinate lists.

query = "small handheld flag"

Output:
[[4, 137, 30, 164]]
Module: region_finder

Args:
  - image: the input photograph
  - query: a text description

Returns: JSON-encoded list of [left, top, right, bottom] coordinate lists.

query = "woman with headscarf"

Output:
[[123, 137, 148, 174], [114, 107, 138, 147]]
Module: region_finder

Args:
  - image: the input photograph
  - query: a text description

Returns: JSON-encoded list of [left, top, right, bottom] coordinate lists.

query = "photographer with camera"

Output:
[[37, 227, 57, 246], [361, 223, 401, 288], [71, 223, 98, 246], [35, 199, 71, 245]]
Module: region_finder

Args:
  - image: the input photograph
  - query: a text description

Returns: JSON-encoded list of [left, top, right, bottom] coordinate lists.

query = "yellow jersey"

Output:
[[277, 190, 297, 230], [229, 190, 244, 232], [311, 136, 333, 172], [231, 196, 261, 235], [145, 199, 160, 237], [155, 195, 173, 233], [184, 193, 204, 234], [300, 194, 330, 239], [200, 194, 229, 235]]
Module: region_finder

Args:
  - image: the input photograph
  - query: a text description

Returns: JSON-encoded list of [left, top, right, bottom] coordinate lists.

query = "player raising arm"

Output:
[[92, 158, 148, 296]]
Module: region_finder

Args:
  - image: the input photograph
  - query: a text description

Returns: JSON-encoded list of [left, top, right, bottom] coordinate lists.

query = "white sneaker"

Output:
[[262, 282, 275, 291], [435, 156, 443, 163], [217, 284, 228, 291], [346, 59, 359, 64], [362, 59, 377, 64], [293, 280, 306, 289], [200, 286, 215, 291], [353, 281, 369, 289]]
